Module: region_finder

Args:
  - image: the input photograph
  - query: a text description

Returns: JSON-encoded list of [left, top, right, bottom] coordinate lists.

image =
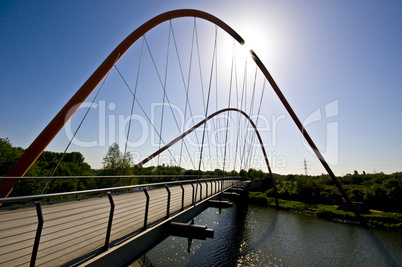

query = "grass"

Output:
[[249, 192, 402, 231]]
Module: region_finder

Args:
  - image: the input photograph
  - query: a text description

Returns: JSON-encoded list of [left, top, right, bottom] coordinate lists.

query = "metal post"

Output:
[[165, 185, 170, 218], [205, 182, 208, 198], [179, 183, 184, 211], [190, 183, 195, 205], [143, 188, 149, 230], [76, 178, 83, 191], [210, 181, 213, 195], [30, 201, 44, 267], [104, 192, 115, 251], [199, 183, 202, 200]]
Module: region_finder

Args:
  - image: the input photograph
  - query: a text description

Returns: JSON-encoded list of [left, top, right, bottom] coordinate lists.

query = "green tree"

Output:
[[101, 143, 133, 175], [239, 169, 247, 177], [0, 138, 23, 175]]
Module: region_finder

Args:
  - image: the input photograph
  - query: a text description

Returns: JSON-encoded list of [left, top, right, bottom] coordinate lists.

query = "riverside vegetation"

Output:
[[0, 138, 241, 197], [248, 170, 402, 231], [1, 138, 401, 230]]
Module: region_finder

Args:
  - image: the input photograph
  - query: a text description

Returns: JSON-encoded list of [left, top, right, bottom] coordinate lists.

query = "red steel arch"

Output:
[[1, 9, 353, 211], [134, 108, 278, 191], [1, 9, 244, 197]]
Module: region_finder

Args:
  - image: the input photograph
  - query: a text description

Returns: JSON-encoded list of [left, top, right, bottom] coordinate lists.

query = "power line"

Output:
[[304, 158, 308, 176]]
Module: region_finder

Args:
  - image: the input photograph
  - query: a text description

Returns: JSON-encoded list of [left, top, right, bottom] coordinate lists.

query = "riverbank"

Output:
[[249, 192, 402, 232]]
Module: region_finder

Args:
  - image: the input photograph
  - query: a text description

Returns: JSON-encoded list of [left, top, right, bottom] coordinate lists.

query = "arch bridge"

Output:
[[0, 9, 358, 266]]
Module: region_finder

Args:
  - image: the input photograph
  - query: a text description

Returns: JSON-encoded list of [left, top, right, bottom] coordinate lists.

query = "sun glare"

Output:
[[237, 26, 271, 62], [235, 42, 252, 60]]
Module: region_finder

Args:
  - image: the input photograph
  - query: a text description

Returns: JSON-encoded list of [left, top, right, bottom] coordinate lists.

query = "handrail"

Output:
[[0, 177, 247, 266], [0, 174, 212, 179], [0, 177, 246, 204]]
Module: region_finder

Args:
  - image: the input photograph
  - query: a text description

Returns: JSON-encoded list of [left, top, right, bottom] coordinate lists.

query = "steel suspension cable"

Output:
[[233, 47, 241, 172], [203, 29, 215, 169], [194, 19, 206, 113], [144, 35, 195, 168], [222, 40, 236, 176], [193, 25, 218, 213], [194, 19, 207, 171], [157, 23, 171, 166], [233, 54, 248, 172], [119, 37, 145, 181], [247, 78, 268, 169], [41, 52, 121, 194], [243, 65, 259, 170], [214, 31, 225, 169], [170, 20, 199, 169], [114, 41, 179, 167], [245, 66, 263, 169], [239, 59, 249, 169]]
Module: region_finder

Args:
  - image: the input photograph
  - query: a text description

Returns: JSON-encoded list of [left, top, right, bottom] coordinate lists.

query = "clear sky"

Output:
[[1, 0, 401, 176]]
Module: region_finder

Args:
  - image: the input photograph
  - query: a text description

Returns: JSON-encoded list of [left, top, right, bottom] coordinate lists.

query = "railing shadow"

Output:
[[362, 228, 399, 266], [238, 209, 279, 257]]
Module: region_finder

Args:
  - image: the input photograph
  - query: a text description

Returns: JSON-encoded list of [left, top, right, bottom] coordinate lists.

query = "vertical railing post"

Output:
[[199, 183, 202, 200], [179, 183, 184, 210], [76, 178, 83, 192], [30, 201, 44, 267], [205, 182, 208, 198], [143, 188, 149, 230], [190, 183, 195, 205], [104, 192, 114, 251], [210, 181, 213, 195], [165, 185, 170, 218]]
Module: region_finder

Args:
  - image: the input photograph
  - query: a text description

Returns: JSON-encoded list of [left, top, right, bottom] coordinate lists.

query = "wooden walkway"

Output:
[[0, 180, 235, 266]]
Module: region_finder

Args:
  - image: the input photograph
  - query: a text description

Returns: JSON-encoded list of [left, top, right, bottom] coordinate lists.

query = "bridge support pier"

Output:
[[168, 222, 214, 240], [82, 188, 230, 267], [222, 192, 240, 200], [207, 200, 233, 208]]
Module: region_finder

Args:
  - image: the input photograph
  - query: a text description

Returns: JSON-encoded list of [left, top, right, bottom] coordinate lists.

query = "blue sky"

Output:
[[1, 0, 401, 175]]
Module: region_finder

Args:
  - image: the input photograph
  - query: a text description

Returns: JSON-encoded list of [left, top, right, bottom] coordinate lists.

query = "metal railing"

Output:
[[0, 176, 246, 266], [1, 174, 242, 196]]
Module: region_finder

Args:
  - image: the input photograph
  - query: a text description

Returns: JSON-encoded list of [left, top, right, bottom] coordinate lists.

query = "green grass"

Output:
[[249, 192, 402, 231]]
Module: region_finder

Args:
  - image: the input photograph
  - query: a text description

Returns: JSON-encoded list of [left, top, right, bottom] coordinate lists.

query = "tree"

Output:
[[0, 139, 95, 195], [239, 169, 247, 177], [0, 138, 23, 176], [101, 143, 133, 175]]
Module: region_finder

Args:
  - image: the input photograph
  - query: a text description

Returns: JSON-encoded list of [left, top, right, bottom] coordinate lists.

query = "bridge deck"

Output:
[[0, 180, 235, 266]]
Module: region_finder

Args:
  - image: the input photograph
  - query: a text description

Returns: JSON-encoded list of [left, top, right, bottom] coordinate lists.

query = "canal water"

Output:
[[145, 203, 402, 266]]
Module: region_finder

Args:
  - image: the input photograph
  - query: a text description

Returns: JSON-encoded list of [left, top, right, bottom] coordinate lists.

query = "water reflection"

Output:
[[240, 210, 279, 254], [145, 204, 402, 266], [363, 228, 399, 266], [237, 210, 280, 266], [187, 201, 249, 266]]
